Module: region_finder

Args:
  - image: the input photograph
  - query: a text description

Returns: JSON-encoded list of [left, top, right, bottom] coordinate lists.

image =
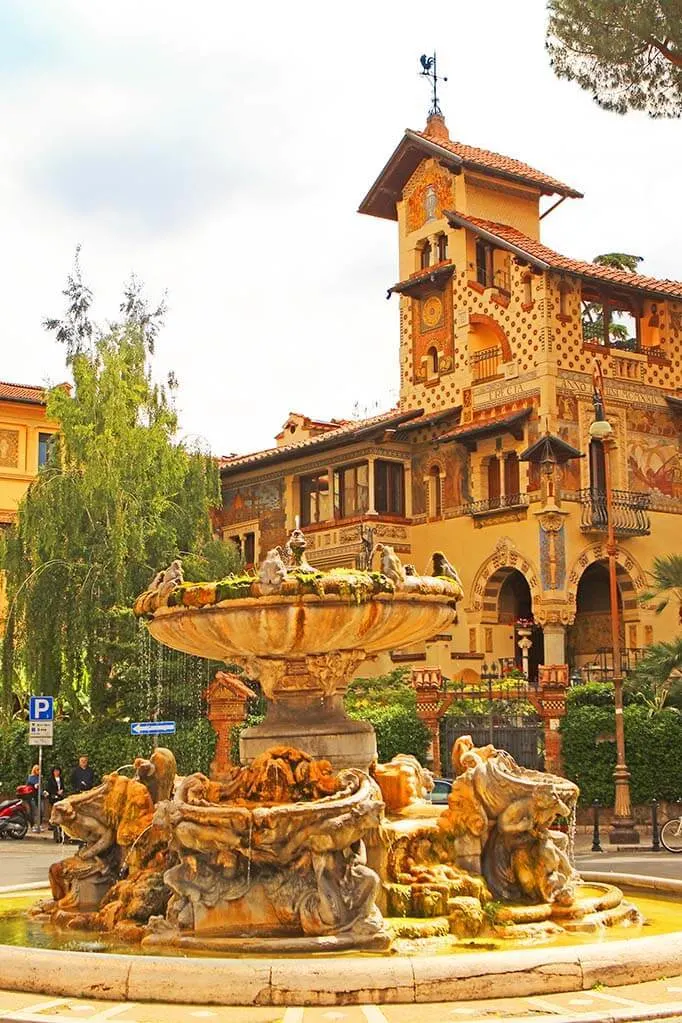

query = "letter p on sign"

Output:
[[29, 696, 54, 721]]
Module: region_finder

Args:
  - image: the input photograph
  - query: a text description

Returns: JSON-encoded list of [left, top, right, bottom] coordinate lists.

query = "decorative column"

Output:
[[530, 664, 569, 775], [366, 456, 377, 516], [204, 671, 255, 778], [516, 626, 533, 678], [410, 667, 453, 775], [542, 623, 566, 665]]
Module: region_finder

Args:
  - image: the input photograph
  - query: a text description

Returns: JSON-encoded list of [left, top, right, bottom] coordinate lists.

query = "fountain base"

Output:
[[240, 693, 377, 770]]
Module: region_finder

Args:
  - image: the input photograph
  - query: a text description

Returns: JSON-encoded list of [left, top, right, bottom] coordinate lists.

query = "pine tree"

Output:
[[547, 1, 682, 117], [0, 254, 239, 720]]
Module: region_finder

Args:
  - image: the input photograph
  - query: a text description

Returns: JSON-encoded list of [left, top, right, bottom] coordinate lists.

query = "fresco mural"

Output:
[[626, 407, 682, 500], [556, 393, 582, 493], [222, 479, 286, 553]]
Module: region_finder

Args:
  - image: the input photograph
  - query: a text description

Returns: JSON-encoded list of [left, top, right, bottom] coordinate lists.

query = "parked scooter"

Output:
[[0, 786, 32, 839]]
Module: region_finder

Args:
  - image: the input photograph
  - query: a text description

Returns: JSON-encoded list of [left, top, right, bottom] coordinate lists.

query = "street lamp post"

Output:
[[589, 360, 639, 845]]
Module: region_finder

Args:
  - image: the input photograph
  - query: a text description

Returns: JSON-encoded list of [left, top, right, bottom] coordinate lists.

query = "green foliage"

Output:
[[561, 703, 682, 804], [0, 256, 240, 720], [547, 0, 682, 117], [640, 555, 682, 618], [0, 717, 216, 798], [625, 637, 682, 713], [345, 668, 430, 764], [566, 682, 615, 708], [593, 253, 643, 274]]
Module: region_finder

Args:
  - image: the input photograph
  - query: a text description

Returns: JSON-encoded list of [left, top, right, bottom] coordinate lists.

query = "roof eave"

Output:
[[221, 408, 425, 479], [358, 132, 462, 222], [444, 211, 550, 272]]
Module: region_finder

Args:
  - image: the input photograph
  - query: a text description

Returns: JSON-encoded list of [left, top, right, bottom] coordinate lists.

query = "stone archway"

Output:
[[468, 536, 541, 622], [566, 544, 646, 675], [566, 543, 646, 622]]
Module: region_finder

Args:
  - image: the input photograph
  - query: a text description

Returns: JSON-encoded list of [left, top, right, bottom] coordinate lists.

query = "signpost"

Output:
[[130, 721, 176, 737], [29, 696, 54, 831]]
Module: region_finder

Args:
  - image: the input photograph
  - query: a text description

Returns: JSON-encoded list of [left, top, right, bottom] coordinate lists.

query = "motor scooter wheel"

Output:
[[8, 817, 28, 839]]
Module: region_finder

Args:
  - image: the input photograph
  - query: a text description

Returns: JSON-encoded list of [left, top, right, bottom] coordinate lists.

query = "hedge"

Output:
[[0, 718, 216, 797], [560, 703, 682, 805]]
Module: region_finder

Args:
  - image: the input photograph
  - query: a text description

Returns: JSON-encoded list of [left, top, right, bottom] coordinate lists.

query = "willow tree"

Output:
[[0, 255, 238, 720], [547, 0, 682, 117]]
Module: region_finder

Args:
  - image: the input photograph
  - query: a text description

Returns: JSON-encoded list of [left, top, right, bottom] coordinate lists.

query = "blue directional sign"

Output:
[[29, 696, 54, 721], [130, 720, 176, 736]]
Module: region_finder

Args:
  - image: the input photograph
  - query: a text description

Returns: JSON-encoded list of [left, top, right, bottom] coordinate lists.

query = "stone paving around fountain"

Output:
[[1, 976, 682, 1023]]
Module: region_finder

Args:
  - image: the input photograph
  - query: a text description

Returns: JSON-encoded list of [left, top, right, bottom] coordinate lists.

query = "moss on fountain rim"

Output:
[[134, 565, 460, 618]]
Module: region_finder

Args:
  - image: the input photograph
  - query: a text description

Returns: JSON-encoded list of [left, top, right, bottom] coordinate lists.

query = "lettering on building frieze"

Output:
[[472, 379, 538, 406], [558, 372, 667, 408]]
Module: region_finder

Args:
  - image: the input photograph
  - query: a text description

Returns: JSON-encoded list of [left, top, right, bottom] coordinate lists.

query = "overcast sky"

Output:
[[1, 0, 680, 456]]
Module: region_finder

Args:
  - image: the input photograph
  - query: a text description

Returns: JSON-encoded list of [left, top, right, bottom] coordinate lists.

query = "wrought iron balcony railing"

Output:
[[577, 488, 651, 537], [466, 493, 529, 516], [470, 345, 502, 382]]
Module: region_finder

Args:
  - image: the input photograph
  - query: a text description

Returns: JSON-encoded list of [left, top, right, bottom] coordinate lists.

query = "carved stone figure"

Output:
[[431, 551, 465, 599], [374, 753, 434, 814], [258, 547, 288, 594], [371, 543, 406, 587], [454, 740, 579, 905]]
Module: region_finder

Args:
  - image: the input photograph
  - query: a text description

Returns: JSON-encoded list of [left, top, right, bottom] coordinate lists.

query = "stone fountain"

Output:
[[32, 533, 638, 956]]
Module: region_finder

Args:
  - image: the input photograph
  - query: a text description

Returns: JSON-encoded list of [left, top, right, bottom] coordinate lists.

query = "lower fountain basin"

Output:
[[2, 879, 681, 1005]]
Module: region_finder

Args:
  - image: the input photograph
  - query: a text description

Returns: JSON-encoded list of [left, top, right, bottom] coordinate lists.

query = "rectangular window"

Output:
[[333, 462, 369, 519], [475, 240, 491, 287], [38, 432, 53, 467], [243, 532, 256, 566], [300, 471, 330, 526], [374, 460, 405, 516]]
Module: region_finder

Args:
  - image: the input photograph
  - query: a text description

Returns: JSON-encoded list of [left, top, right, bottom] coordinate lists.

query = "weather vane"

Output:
[[419, 52, 447, 117]]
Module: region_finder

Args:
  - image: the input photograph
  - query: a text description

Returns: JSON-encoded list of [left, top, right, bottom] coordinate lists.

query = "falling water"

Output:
[[568, 804, 577, 866], [245, 816, 253, 889]]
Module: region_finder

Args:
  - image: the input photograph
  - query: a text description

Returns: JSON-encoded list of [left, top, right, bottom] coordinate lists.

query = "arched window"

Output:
[[427, 346, 439, 380], [523, 274, 533, 306], [437, 233, 448, 262], [420, 241, 432, 270], [429, 465, 443, 518], [487, 457, 501, 508], [504, 452, 520, 501]]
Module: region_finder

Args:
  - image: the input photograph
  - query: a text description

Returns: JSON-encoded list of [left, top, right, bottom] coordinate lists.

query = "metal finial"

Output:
[[419, 52, 447, 117]]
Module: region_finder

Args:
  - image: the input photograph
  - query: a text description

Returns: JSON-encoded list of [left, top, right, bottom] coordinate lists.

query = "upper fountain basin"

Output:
[[146, 586, 457, 660]]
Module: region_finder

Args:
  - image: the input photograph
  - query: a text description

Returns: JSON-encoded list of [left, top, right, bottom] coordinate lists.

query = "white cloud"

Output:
[[0, 0, 680, 456]]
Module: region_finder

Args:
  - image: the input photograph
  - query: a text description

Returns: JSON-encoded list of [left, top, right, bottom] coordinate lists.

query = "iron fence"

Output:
[[470, 346, 501, 382], [575, 488, 650, 536]]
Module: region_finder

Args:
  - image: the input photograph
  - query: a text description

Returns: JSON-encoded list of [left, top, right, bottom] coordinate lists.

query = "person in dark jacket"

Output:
[[70, 755, 96, 793], [45, 766, 66, 803], [45, 765, 67, 842]]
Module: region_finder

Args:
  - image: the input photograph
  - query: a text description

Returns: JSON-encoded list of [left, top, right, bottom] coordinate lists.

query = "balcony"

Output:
[[470, 346, 502, 383], [577, 488, 651, 537], [466, 493, 529, 519]]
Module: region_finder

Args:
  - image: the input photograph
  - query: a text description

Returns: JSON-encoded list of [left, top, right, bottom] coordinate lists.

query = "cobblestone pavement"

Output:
[[1, 978, 682, 1023]]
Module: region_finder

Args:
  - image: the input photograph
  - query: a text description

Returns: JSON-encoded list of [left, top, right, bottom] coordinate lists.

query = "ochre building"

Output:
[[0, 381, 59, 625], [220, 111, 682, 684]]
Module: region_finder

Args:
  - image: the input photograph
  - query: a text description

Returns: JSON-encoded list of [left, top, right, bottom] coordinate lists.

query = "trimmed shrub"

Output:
[[560, 703, 682, 805]]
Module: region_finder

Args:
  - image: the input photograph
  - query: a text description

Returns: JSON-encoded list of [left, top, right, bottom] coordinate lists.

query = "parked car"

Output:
[[428, 777, 452, 805]]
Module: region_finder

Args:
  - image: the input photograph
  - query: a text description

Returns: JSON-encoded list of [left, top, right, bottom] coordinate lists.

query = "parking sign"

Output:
[[29, 696, 54, 721]]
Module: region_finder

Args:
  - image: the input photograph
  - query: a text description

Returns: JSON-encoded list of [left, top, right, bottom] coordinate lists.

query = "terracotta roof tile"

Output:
[[222, 407, 423, 474], [447, 212, 682, 300], [411, 130, 582, 198], [0, 380, 47, 404]]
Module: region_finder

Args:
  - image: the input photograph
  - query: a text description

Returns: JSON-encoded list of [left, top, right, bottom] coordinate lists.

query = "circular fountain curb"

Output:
[[1, 877, 680, 1007]]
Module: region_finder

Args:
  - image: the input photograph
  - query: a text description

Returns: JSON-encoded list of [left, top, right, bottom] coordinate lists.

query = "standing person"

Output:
[[24, 764, 41, 831], [70, 754, 96, 793], [45, 766, 66, 842]]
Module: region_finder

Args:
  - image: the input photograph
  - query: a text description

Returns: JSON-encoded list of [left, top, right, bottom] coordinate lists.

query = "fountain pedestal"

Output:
[[241, 692, 376, 770], [236, 652, 377, 769]]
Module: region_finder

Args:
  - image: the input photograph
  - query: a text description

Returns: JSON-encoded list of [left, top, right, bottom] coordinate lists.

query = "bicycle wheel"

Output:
[[660, 817, 682, 853]]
